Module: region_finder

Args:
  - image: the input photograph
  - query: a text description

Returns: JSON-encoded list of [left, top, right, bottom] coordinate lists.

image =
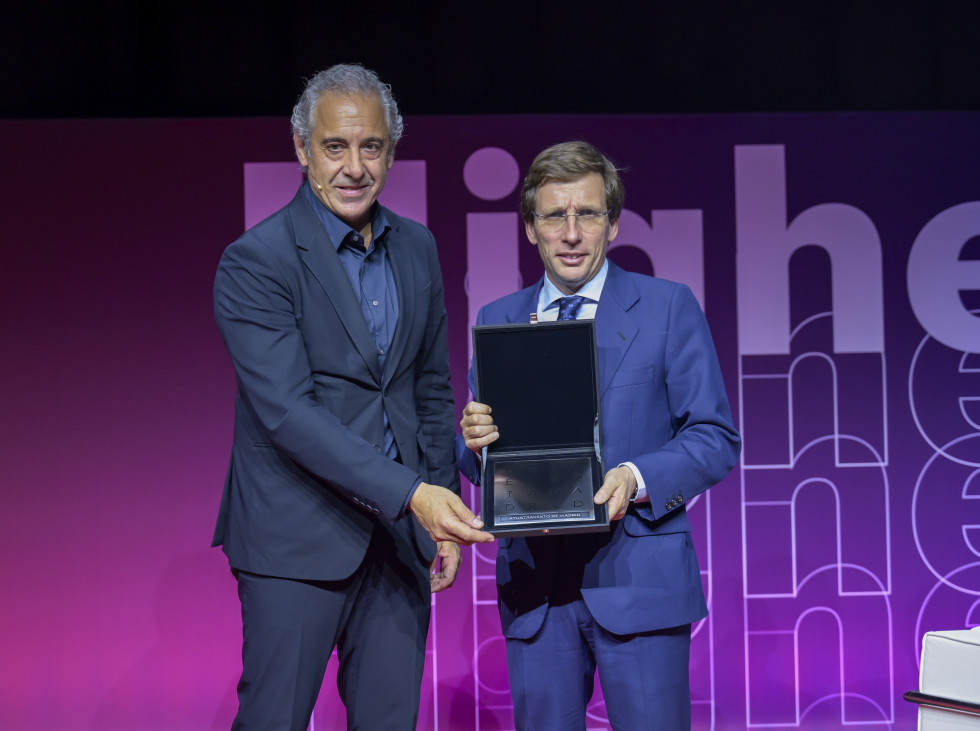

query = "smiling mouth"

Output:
[[337, 185, 368, 197]]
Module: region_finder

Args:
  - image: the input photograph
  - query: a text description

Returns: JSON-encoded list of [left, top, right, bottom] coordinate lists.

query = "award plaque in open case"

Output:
[[472, 320, 609, 537]]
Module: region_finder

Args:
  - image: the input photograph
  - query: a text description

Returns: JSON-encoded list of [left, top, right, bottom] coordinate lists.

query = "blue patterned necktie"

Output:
[[556, 295, 587, 321]]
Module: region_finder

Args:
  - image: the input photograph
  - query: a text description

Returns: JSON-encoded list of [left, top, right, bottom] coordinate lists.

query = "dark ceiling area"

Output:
[[4, 2, 979, 120]]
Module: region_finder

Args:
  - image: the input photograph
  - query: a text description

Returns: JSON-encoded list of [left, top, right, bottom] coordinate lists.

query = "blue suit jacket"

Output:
[[212, 186, 458, 581], [459, 262, 740, 638]]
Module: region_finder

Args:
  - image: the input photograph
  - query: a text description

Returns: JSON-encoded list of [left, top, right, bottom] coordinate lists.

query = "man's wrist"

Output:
[[403, 478, 424, 516], [618, 462, 645, 503]]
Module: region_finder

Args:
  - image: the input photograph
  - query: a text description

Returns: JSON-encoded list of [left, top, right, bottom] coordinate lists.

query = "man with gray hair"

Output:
[[213, 63, 493, 730]]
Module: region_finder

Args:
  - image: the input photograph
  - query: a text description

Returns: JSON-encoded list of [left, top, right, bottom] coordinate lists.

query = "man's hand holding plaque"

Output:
[[460, 401, 499, 453], [462, 401, 633, 522]]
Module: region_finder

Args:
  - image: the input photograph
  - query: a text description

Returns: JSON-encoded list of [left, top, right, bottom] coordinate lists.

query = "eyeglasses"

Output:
[[531, 209, 611, 234]]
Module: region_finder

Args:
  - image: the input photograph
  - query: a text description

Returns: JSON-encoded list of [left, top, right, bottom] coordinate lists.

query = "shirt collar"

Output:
[[540, 260, 610, 310], [302, 182, 391, 251]]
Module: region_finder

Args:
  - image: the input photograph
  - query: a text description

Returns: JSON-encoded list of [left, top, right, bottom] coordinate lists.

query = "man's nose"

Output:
[[343, 148, 365, 178], [561, 215, 583, 241]]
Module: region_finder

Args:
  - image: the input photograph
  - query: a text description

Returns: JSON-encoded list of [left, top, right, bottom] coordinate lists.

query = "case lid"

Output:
[[473, 320, 600, 453]]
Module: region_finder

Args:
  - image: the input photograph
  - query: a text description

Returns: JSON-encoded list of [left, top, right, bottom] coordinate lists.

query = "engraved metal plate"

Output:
[[492, 455, 596, 525]]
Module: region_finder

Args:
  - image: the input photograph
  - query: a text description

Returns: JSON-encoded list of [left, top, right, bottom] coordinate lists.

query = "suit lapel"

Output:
[[289, 190, 382, 383], [385, 216, 415, 386], [594, 263, 640, 397], [504, 284, 542, 324]]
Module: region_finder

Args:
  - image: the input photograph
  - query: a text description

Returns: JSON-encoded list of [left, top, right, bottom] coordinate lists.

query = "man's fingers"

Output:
[[420, 521, 493, 546], [593, 468, 633, 521], [462, 412, 494, 426], [432, 512, 494, 545], [445, 495, 493, 540], [410, 483, 495, 544], [452, 521, 495, 545], [460, 402, 492, 428], [465, 431, 498, 453], [463, 401, 492, 416], [593, 474, 619, 505], [461, 402, 498, 453], [430, 542, 461, 593], [445, 491, 481, 526]]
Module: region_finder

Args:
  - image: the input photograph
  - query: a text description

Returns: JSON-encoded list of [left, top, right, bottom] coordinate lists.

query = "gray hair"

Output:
[[290, 63, 404, 160]]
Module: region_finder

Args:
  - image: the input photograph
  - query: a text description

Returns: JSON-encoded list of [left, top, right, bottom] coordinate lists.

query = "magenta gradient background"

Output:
[[1, 113, 978, 730]]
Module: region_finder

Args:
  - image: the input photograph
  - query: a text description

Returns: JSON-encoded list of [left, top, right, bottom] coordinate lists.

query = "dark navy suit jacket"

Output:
[[459, 262, 740, 638], [213, 186, 458, 581]]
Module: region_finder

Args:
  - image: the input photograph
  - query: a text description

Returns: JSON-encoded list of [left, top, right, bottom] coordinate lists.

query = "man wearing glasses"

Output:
[[458, 141, 740, 730]]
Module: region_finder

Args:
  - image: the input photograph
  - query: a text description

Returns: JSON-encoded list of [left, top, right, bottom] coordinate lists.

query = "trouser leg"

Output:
[[336, 523, 431, 731], [232, 569, 361, 731]]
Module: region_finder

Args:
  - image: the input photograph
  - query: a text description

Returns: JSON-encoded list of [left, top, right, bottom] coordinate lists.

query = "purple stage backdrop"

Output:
[[1, 113, 978, 730]]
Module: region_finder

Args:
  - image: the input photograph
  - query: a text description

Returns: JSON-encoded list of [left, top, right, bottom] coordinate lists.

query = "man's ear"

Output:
[[293, 134, 309, 167], [608, 217, 619, 242], [525, 219, 539, 246]]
